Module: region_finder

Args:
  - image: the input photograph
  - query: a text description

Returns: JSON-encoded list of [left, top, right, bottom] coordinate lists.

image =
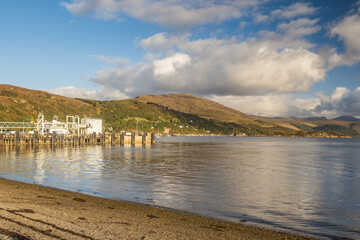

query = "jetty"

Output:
[[0, 131, 155, 147], [0, 113, 155, 147]]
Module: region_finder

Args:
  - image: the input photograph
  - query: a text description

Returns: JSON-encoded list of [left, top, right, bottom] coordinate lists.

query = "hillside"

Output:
[[0, 84, 358, 137], [81, 98, 300, 136], [257, 117, 360, 137], [0, 85, 96, 121], [313, 124, 359, 137], [134, 94, 255, 124]]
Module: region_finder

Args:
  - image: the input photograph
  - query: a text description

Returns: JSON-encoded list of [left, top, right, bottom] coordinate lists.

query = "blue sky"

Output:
[[1, 0, 360, 118]]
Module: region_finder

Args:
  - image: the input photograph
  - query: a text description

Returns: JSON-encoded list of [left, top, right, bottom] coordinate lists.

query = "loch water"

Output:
[[0, 136, 359, 239]]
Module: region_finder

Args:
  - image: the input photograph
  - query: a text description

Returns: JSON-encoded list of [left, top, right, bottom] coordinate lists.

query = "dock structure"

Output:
[[0, 131, 155, 147]]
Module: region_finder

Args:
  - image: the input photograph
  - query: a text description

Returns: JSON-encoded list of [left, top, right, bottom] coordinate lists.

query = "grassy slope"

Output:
[[0, 85, 96, 122], [134, 94, 255, 124], [82, 99, 300, 136]]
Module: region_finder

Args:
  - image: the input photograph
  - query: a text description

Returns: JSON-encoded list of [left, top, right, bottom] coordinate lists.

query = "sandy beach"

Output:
[[0, 178, 319, 240]]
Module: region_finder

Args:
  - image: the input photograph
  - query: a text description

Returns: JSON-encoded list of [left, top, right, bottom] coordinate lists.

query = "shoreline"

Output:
[[0, 178, 321, 240], [158, 134, 353, 138]]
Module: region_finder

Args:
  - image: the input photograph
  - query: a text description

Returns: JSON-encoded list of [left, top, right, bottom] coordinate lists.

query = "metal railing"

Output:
[[0, 122, 35, 129]]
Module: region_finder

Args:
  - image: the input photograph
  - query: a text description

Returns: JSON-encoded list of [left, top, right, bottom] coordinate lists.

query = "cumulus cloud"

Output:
[[153, 53, 191, 76], [329, 13, 360, 68], [89, 33, 326, 98], [61, 0, 262, 29], [314, 87, 360, 117], [271, 2, 317, 19]]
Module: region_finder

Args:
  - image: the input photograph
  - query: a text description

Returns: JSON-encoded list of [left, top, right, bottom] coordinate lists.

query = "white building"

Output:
[[44, 120, 69, 135], [80, 118, 103, 135]]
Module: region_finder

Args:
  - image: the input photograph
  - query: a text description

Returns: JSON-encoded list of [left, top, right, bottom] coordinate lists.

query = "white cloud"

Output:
[[277, 18, 321, 38], [271, 2, 317, 19], [314, 87, 360, 118], [140, 33, 189, 54], [93, 55, 130, 65], [61, 0, 262, 29], [211, 87, 360, 118], [329, 13, 360, 67], [211, 94, 320, 117], [49, 86, 128, 100], [253, 14, 268, 23], [89, 33, 326, 98], [153, 53, 191, 76], [50, 86, 99, 99]]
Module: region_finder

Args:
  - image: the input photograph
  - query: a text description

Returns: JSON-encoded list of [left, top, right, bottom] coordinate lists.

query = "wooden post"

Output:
[[111, 133, 115, 145], [92, 132, 96, 145], [74, 135, 78, 146], [99, 134, 102, 145], [0, 133, 3, 146], [131, 132, 135, 145], [142, 133, 146, 145], [151, 132, 155, 144], [15, 131, 20, 146], [120, 132, 125, 146], [34, 131, 39, 146], [52, 131, 57, 145]]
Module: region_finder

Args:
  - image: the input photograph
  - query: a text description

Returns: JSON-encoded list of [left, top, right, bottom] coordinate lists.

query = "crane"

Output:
[[31, 115, 37, 127]]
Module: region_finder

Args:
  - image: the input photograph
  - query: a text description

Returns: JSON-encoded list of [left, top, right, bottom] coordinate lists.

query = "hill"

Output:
[[332, 115, 360, 122], [0, 84, 358, 137], [134, 94, 255, 124], [313, 124, 359, 137], [0, 84, 96, 121], [81, 98, 300, 136]]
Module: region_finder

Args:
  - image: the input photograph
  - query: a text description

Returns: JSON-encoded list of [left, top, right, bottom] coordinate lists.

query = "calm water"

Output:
[[0, 137, 359, 239]]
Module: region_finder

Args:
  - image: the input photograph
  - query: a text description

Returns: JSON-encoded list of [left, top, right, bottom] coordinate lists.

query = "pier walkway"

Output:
[[0, 131, 155, 147]]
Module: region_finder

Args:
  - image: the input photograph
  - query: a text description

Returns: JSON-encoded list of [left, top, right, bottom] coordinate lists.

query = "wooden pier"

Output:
[[0, 131, 155, 147]]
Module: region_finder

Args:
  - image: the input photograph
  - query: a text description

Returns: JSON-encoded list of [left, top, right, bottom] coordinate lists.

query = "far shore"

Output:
[[158, 134, 352, 138], [0, 177, 321, 240]]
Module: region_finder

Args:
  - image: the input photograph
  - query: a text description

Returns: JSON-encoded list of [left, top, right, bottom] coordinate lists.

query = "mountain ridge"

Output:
[[332, 115, 360, 122]]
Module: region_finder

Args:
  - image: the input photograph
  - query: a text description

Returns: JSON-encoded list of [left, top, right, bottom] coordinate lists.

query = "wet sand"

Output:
[[0, 178, 319, 240]]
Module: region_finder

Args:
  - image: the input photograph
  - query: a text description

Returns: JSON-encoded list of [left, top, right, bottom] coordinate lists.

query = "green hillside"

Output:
[[313, 125, 359, 137], [0, 85, 96, 122], [80, 99, 301, 136]]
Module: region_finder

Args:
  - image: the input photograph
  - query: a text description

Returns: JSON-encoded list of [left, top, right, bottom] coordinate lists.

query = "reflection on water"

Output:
[[1, 137, 360, 239]]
